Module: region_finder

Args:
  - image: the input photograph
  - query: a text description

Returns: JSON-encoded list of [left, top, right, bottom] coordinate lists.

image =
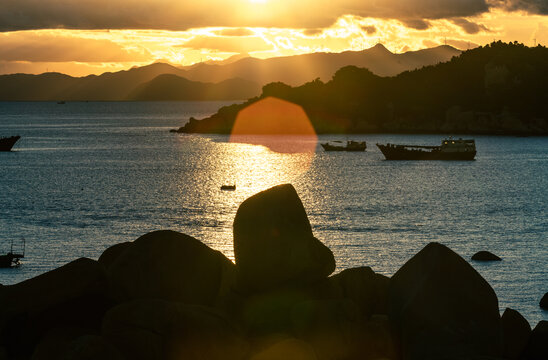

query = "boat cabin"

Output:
[[440, 138, 476, 153]]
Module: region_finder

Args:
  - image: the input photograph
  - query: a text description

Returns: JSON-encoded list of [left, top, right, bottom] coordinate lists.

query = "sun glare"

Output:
[[249, 0, 267, 3]]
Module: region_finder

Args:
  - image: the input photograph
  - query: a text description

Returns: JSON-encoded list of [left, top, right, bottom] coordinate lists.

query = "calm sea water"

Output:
[[1, 101, 547, 326]]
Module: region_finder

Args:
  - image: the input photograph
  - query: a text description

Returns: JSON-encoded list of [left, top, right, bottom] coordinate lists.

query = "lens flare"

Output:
[[230, 96, 317, 154]]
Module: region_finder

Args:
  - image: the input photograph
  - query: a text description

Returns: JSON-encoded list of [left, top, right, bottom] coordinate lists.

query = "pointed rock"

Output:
[[501, 308, 531, 359], [389, 242, 503, 360]]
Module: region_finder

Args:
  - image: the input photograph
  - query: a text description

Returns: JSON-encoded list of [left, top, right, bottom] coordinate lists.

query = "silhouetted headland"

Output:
[[177, 42, 548, 136], [0, 184, 546, 359]]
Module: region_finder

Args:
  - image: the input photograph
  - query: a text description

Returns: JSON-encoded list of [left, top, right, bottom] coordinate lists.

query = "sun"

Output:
[[249, 0, 267, 3]]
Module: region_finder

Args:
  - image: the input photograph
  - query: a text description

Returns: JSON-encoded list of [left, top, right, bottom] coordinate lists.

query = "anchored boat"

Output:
[[321, 140, 366, 152], [0, 136, 21, 151], [377, 138, 476, 160], [0, 238, 25, 268]]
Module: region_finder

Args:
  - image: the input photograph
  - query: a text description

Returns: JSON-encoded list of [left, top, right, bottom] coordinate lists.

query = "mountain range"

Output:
[[0, 44, 460, 101]]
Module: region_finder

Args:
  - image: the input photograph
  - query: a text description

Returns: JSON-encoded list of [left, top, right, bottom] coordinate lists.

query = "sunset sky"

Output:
[[1, 0, 547, 77]]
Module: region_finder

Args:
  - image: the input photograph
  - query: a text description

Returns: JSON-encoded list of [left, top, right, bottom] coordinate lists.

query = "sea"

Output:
[[1, 101, 547, 326]]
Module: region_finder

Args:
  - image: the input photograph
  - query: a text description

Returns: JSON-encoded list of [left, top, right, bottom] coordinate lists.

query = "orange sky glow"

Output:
[[0, 1, 547, 77]]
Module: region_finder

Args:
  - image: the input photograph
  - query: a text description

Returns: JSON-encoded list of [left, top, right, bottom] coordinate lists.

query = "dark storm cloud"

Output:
[[450, 18, 491, 34], [0, 0, 545, 33], [400, 19, 432, 30], [487, 0, 548, 15], [341, 0, 490, 21]]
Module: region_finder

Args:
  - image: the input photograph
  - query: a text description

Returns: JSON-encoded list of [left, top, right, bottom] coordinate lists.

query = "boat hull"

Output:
[[0, 136, 21, 151], [377, 144, 476, 160], [321, 143, 366, 152]]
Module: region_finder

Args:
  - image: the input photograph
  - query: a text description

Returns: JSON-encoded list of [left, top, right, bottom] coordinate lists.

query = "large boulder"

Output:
[[240, 288, 313, 337], [501, 308, 531, 359], [325, 266, 389, 320], [102, 299, 248, 360], [291, 298, 362, 360], [521, 321, 548, 360], [233, 184, 335, 292], [389, 242, 503, 360], [0, 258, 111, 360], [357, 315, 397, 360], [106, 230, 235, 306], [98, 242, 132, 270], [290, 300, 396, 360]]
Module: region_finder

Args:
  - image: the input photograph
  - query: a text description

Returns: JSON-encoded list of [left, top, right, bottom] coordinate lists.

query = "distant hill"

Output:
[[0, 44, 460, 101], [178, 42, 548, 136], [181, 44, 461, 86], [128, 74, 261, 101], [0, 63, 187, 101]]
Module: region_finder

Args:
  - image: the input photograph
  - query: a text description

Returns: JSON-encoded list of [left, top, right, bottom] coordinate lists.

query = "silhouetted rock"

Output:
[[521, 321, 548, 360], [106, 230, 235, 306], [240, 288, 313, 337], [389, 242, 503, 360], [540, 292, 548, 309], [358, 315, 397, 360], [290, 298, 361, 360], [233, 184, 335, 292], [471, 251, 502, 261], [63, 335, 124, 360], [31, 327, 93, 360], [501, 308, 531, 359], [98, 241, 132, 270], [249, 338, 317, 360], [0, 258, 111, 359], [326, 266, 389, 319], [102, 299, 248, 360]]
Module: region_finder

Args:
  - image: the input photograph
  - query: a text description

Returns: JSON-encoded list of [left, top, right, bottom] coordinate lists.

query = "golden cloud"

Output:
[[0, 31, 150, 62]]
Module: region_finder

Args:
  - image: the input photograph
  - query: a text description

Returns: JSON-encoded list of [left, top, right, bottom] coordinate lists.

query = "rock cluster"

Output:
[[0, 184, 546, 360]]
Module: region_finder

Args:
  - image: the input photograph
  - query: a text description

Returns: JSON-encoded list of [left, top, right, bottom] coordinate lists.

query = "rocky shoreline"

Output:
[[1, 184, 546, 360]]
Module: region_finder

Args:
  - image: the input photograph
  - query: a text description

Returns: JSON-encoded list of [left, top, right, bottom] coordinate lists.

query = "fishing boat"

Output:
[[221, 184, 236, 191], [376, 138, 476, 160], [0, 136, 21, 151], [321, 140, 366, 152], [0, 238, 25, 268]]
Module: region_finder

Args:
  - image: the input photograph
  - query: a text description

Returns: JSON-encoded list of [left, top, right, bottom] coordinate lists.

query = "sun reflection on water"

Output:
[[176, 134, 319, 262]]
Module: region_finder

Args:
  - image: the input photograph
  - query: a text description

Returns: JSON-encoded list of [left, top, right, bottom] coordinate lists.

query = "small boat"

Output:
[[0, 238, 25, 268], [221, 184, 236, 191], [321, 140, 366, 152], [0, 136, 21, 151], [376, 138, 476, 160], [57, 101, 66, 104]]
